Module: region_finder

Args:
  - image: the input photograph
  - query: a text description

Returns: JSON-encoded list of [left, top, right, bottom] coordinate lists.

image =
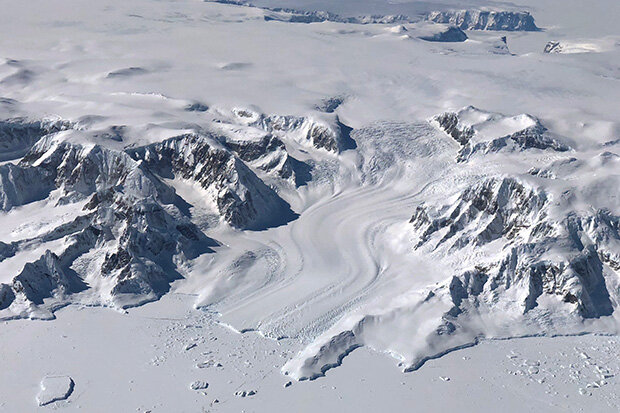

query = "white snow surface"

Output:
[[0, 0, 619, 410], [2, 294, 620, 411]]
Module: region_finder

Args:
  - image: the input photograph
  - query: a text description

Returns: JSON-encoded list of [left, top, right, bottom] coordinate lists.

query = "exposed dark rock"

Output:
[[185, 102, 209, 112], [433, 109, 569, 161], [457, 123, 570, 161], [0, 163, 55, 211], [11, 250, 87, 305], [419, 26, 468, 42], [315, 96, 345, 113], [434, 112, 474, 145], [544, 41, 563, 54]]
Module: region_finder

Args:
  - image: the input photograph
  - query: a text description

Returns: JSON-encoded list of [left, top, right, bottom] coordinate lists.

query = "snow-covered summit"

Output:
[[433, 106, 570, 161]]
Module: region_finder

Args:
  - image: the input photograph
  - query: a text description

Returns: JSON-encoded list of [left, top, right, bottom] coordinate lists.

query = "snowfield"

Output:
[[0, 0, 618, 410]]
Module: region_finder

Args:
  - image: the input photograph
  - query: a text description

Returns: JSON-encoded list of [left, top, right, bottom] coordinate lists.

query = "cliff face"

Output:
[[427, 10, 539, 31]]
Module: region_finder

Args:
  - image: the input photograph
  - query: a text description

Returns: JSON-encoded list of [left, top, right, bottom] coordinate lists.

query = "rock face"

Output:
[[0, 139, 219, 312], [265, 11, 411, 25], [213, 0, 541, 32], [22, 137, 153, 202], [315, 96, 345, 114], [0, 163, 54, 210], [433, 111, 474, 145], [12, 250, 87, 306], [91, 195, 215, 302], [427, 10, 539, 31], [209, 0, 413, 24]]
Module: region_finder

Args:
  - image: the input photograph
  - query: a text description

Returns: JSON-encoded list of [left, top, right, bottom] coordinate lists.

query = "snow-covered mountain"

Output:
[[0, 0, 619, 409], [0, 106, 358, 316], [1, 103, 617, 383], [281, 107, 619, 380]]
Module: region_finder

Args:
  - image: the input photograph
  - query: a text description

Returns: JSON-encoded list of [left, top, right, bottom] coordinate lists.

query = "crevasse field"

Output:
[[0, 0, 619, 411]]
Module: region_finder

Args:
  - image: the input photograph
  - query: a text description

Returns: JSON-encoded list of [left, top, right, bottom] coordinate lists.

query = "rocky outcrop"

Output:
[[94, 195, 215, 301], [220, 133, 314, 186], [10, 250, 87, 306], [265, 10, 411, 25], [0, 163, 54, 210], [315, 96, 345, 114], [410, 177, 548, 249], [433, 107, 570, 161], [456, 123, 569, 161], [418, 26, 468, 42], [0, 179, 218, 314], [544, 41, 563, 54], [19, 132, 296, 230], [433, 111, 474, 145], [209, 0, 413, 24], [22, 139, 148, 200]]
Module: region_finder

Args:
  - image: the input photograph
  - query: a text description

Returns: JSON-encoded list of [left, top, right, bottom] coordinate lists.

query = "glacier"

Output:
[[0, 0, 619, 410]]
